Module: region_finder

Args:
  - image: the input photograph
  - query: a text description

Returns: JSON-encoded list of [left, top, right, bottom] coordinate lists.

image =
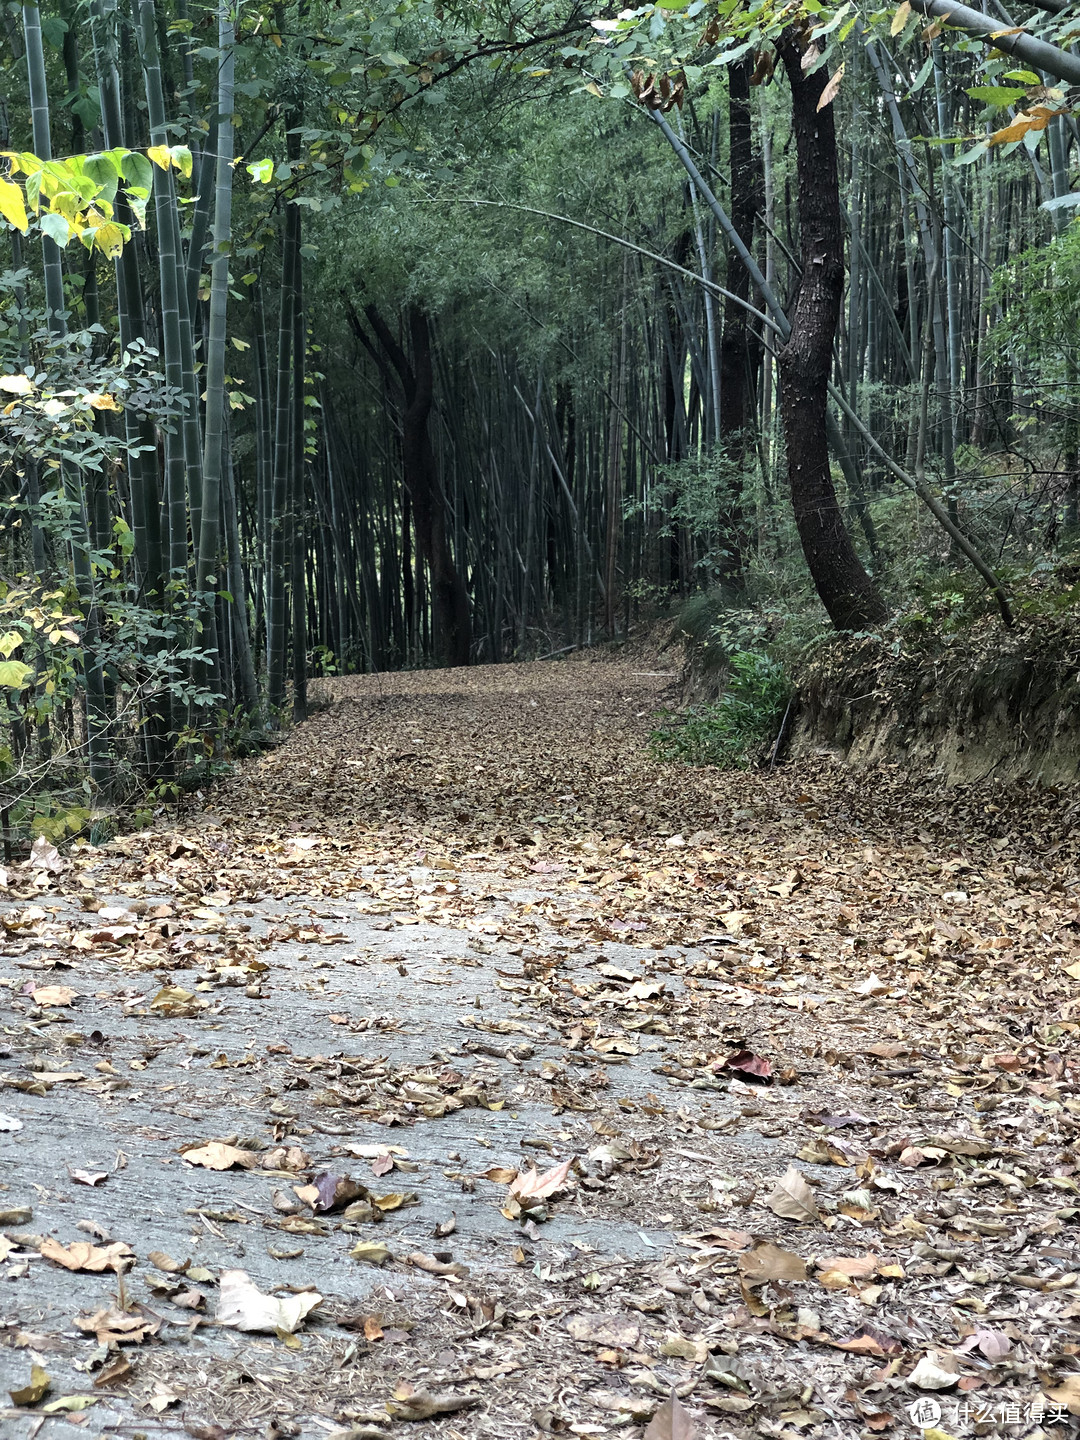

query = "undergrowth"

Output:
[[650, 651, 791, 769]]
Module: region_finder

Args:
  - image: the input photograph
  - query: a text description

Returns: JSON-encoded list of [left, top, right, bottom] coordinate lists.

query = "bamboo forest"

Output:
[[2, 0, 1080, 813], [12, 0, 1080, 1429]]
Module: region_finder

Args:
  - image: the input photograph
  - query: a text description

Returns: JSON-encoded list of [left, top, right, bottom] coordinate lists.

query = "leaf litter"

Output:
[[3, 654, 1080, 1434]]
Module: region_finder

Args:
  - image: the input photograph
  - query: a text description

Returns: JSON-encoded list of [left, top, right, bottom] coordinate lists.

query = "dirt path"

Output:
[[4, 654, 1080, 1440]]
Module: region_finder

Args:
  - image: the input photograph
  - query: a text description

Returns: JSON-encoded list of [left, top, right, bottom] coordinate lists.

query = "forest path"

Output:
[[4, 653, 1080, 1439]]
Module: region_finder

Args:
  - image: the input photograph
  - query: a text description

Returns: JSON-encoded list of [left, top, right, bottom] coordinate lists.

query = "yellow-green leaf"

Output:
[[0, 178, 29, 232], [0, 659, 33, 688]]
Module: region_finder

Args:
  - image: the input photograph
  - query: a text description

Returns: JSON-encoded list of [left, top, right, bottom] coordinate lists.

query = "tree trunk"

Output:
[[776, 27, 888, 632], [716, 56, 760, 588]]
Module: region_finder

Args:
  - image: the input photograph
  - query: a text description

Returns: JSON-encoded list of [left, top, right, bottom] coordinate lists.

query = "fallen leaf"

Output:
[[738, 1242, 808, 1285], [765, 1165, 820, 1222], [386, 1383, 480, 1420], [724, 1049, 772, 1080], [25, 836, 64, 873], [10, 1363, 51, 1405], [510, 1155, 574, 1202], [93, 1356, 133, 1388], [30, 985, 77, 1008], [644, 1389, 698, 1440], [1046, 1374, 1080, 1415], [147, 1250, 185, 1273], [41, 1394, 97, 1413], [484, 1165, 518, 1184], [69, 1168, 108, 1187], [349, 1240, 392, 1265], [216, 1268, 321, 1334], [853, 972, 889, 997], [830, 1326, 903, 1357], [566, 1312, 641, 1348], [75, 1306, 159, 1345], [182, 1141, 259, 1170], [908, 1352, 960, 1390], [408, 1251, 467, 1277], [149, 985, 208, 1016], [39, 1238, 134, 1273], [816, 1253, 879, 1279]]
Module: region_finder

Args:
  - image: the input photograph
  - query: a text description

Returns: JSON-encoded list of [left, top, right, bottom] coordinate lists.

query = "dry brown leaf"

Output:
[[69, 1168, 108, 1187], [39, 1238, 134, 1273], [385, 1383, 480, 1420], [181, 1141, 258, 1171], [30, 985, 77, 1008], [509, 1155, 574, 1201], [566, 1312, 642, 1348], [765, 1165, 820, 1222], [738, 1241, 808, 1285], [147, 1250, 185, 1273], [1046, 1375, 1080, 1416], [644, 1389, 698, 1440], [815, 1253, 879, 1279]]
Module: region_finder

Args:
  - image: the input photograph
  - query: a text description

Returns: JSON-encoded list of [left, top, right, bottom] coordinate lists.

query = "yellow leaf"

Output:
[[90, 222, 126, 259], [85, 392, 123, 412], [891, 1, 911, 34], [0, 177, 28, 232], [147, 145, 172, 170], [0, 374, 34, 395]]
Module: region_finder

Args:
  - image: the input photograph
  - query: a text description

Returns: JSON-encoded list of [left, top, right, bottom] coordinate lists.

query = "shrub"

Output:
[[649, 651, 791, 769]]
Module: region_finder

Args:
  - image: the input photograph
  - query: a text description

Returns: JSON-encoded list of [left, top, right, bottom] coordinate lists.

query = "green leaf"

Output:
[[954, 139, 990, 166], [246, 158, 274, 184], [38, 212, 70, 247], [966, 84, 1028, 105], [122, 151, 153, 193]]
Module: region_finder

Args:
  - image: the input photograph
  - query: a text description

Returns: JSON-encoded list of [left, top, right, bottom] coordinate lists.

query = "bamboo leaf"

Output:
[[890, 1, 911, 35]]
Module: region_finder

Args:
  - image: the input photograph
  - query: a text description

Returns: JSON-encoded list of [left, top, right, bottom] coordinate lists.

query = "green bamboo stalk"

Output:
[[195, 0, 234, 631], [23, 0, 111, 788]]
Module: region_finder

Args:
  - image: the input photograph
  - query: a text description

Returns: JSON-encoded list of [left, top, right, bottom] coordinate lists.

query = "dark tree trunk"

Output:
[[776, 28, 888, 632], [719, 57, 760, 443], [408, 309, 472, 667], [716, 56, 762, 590], [356, 302, 472, 667]]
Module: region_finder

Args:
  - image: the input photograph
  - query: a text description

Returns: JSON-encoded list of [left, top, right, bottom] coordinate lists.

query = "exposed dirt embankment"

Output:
[[793, 612, 1080, 783]]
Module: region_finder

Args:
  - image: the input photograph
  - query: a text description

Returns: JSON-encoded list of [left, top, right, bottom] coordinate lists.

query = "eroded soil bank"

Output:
[[3, 654, 1080, 1440]]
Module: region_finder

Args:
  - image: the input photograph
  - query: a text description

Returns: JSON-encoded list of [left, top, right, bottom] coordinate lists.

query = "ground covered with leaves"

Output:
[[4, 652, 1080, 1440]]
